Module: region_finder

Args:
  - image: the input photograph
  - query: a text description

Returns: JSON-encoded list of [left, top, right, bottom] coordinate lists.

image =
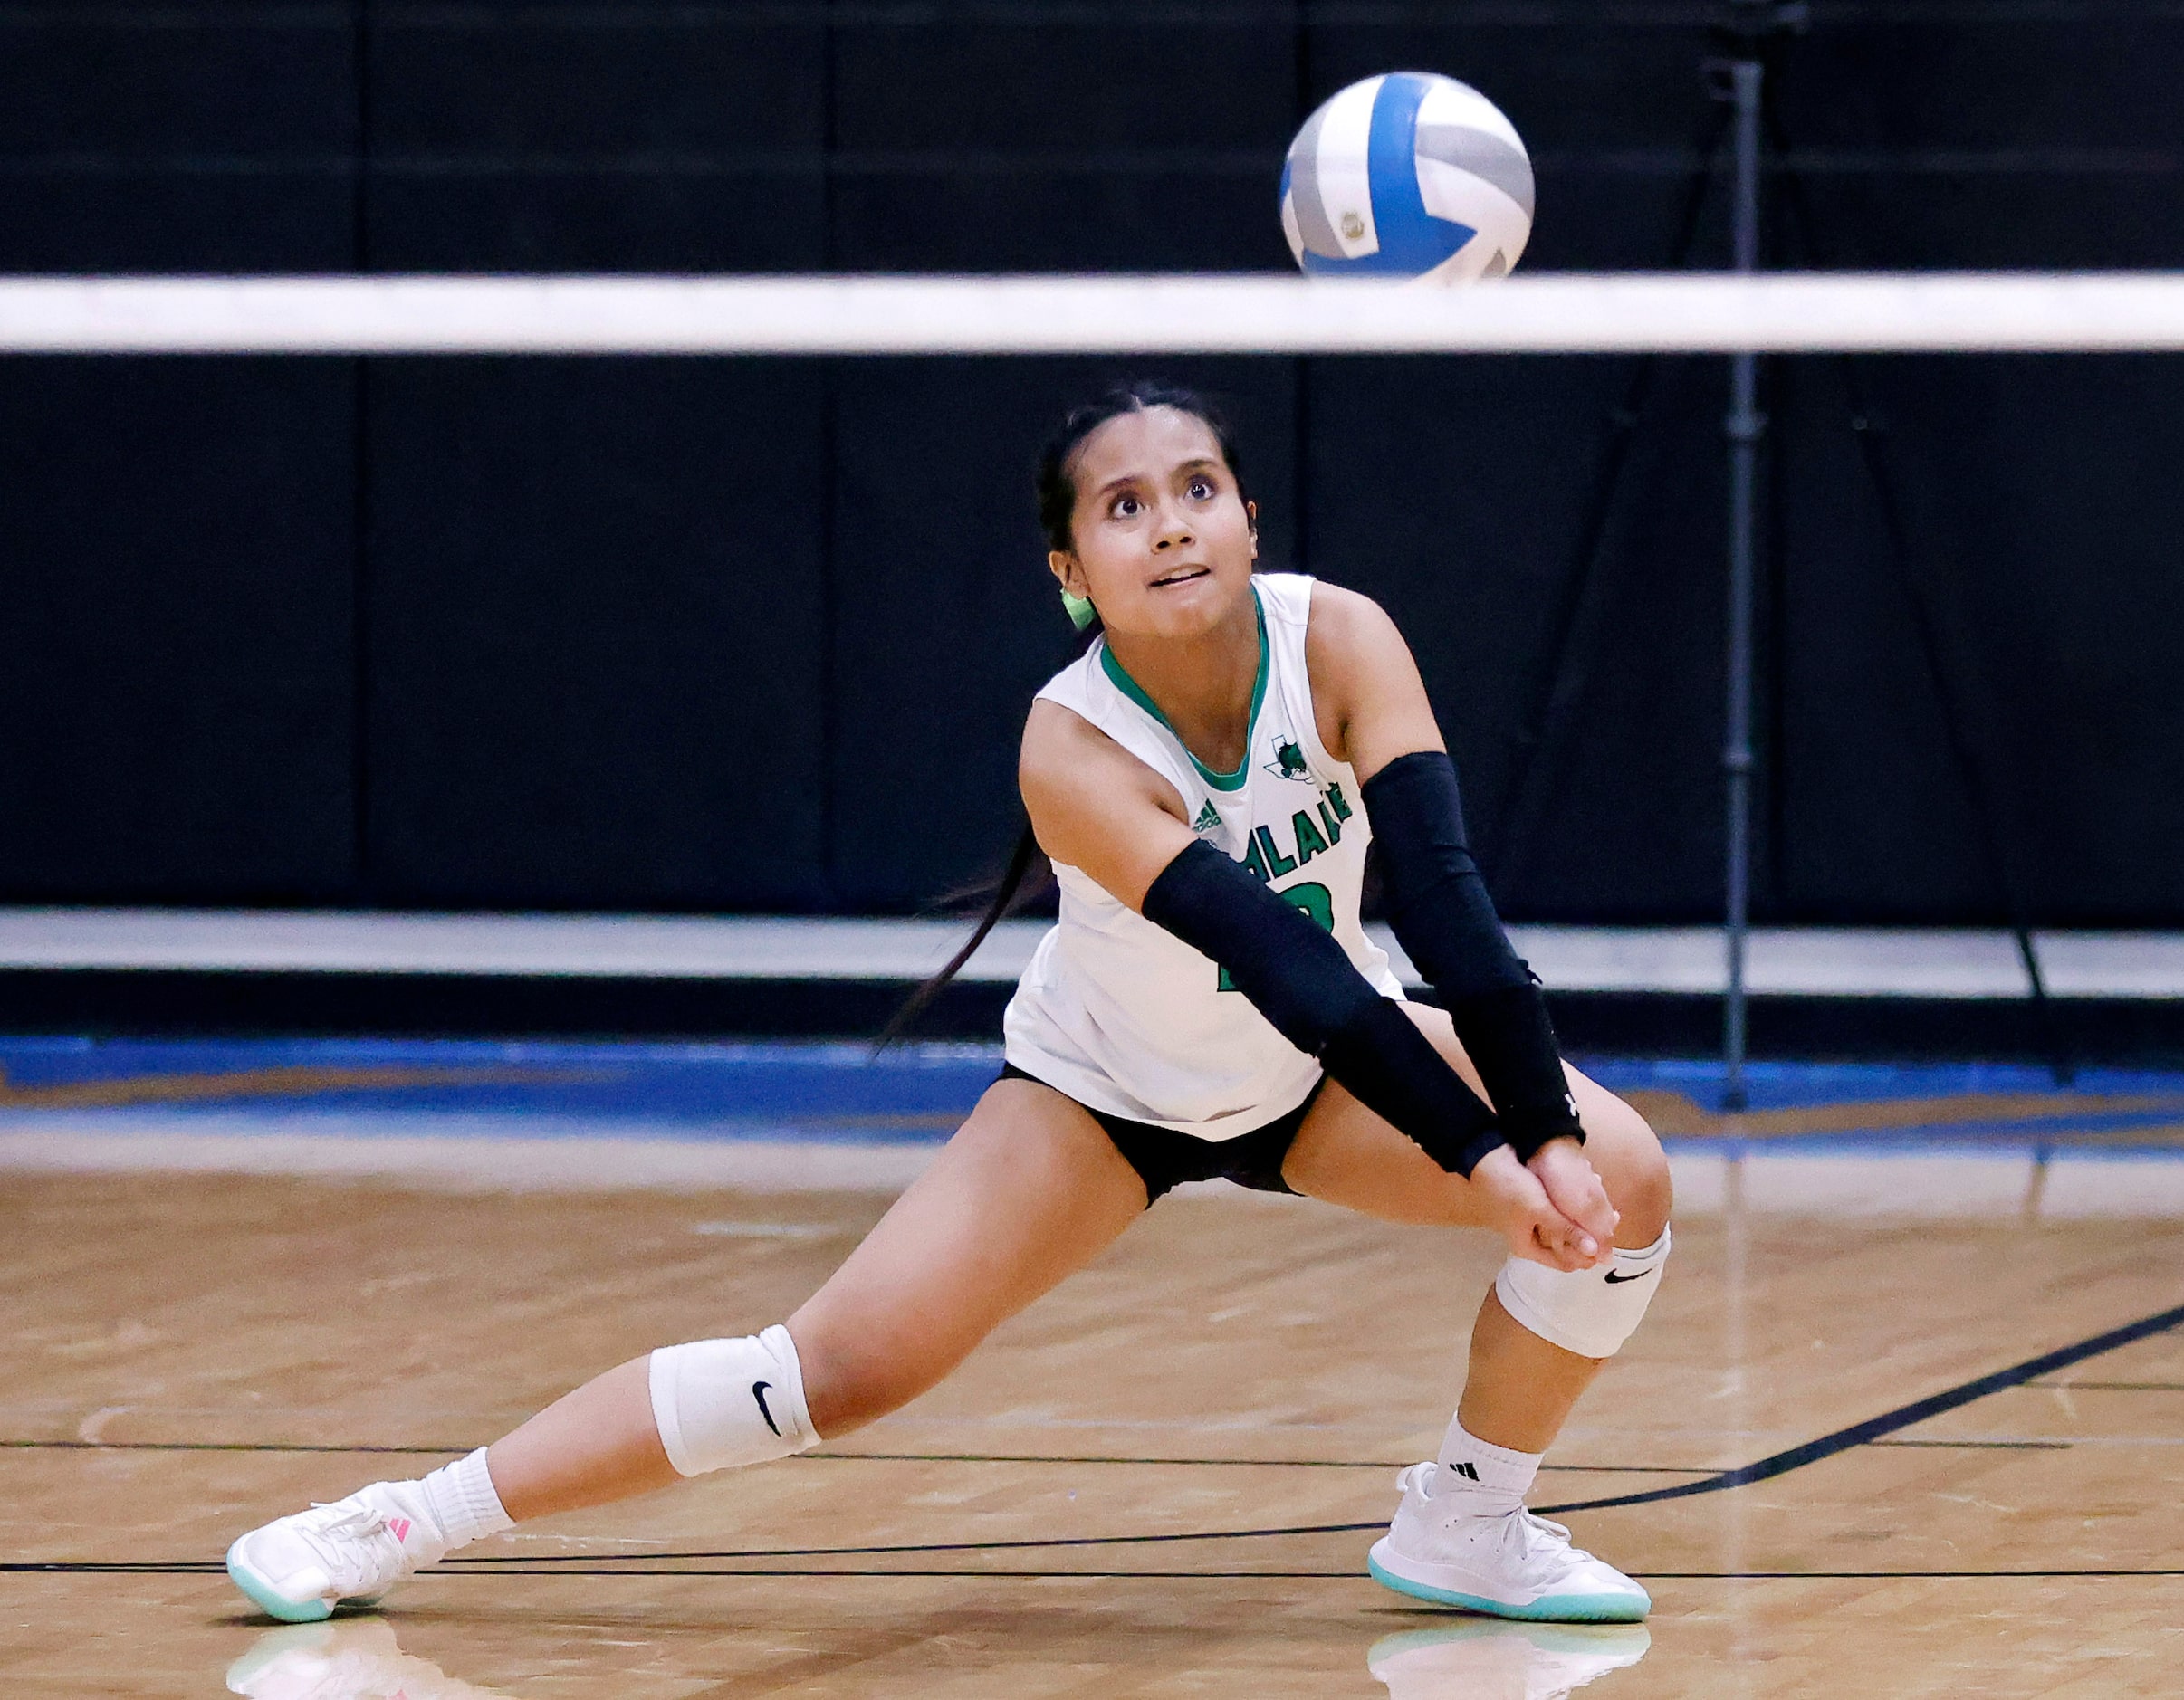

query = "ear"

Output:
[[1245, 499, 1260, 561], [1049, 549, 1087, 597]]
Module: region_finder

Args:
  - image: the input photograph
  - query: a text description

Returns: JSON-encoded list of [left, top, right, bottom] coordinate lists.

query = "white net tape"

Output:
[[1, 272, 2181, 356]]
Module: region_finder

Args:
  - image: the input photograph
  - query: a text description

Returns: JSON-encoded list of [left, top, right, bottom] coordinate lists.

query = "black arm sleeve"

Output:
[[1361, 750, 1583, 1160], [1140, 838, 1506, 1178]]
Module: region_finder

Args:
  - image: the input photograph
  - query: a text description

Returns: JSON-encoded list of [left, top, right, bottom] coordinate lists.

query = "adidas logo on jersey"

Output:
[[1192, 801, 1222, 833]]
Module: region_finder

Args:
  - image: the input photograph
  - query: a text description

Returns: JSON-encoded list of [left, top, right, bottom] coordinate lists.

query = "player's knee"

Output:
[[1496, 1216, 1670, 1361], [793, 1327, 953, 1440], [1584, 1094, 1672, 1246], [647, 1326, 820, 1476], [649, 1315, 963, 1466], [799, 1360, 906, 1439]]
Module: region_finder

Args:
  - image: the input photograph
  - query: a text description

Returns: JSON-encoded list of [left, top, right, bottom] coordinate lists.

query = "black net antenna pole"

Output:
[[1717, 35, 1768, 1111], [1493, 13, 1773, 1113], [1503, 0, 2063, 1101], [1485, 100, 1733, 877], [1763, 110, 2073, 1086]]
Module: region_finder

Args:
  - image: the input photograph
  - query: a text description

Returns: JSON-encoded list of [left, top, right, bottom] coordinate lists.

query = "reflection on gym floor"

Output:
[[1369, 1623, 1652, 1699], [227, 1617, 1654, 1700], [229, 1620, 512, 1700]]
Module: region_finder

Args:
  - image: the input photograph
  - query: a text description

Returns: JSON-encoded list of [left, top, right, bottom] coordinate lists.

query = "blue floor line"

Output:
[[1655, 1136, 2184, 1162], [1578, 1055, 2184, 1106], [3, 1037, 2180, 1153]]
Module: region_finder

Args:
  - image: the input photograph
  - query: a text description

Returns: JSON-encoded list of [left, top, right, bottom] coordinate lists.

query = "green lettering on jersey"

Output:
[[1326, 782, 1353, 822], [1219, 881, 1336, 991], [1290, 808, 1329, 867], [1239, 834, 1270, 883], [1283, 879, 1336, 933], [1255, 825, 1298, 878], [1317, 797, 1344, 846]]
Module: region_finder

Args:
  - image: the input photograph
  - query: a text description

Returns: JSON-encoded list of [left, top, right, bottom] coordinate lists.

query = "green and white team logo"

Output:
[[1265, 736, 1312, 781]]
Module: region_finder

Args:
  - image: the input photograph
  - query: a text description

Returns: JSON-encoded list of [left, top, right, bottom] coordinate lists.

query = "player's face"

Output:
[[1050, 406, 1257, 639]]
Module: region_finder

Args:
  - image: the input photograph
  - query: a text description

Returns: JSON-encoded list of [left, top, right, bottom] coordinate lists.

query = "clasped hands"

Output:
[[1472, 1135, 1619, 1272]]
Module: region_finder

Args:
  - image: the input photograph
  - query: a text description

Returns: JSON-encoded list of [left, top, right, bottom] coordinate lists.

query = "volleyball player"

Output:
[[226, 381, 1672, 1627]]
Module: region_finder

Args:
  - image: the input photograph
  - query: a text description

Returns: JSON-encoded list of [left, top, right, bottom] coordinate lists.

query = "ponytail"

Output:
[[877, 817, 1047, 1047], [879, 615, 1102, 1046], [882, 377, 1243, 1044]]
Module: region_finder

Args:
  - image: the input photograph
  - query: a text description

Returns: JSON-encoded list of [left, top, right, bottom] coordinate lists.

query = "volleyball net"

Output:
[[9, 266, 2174, 1082], [2, 272, 2181, 355]]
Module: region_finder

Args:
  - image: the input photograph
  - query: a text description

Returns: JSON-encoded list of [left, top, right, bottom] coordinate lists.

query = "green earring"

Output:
[[1060, 588, 1097, 630]]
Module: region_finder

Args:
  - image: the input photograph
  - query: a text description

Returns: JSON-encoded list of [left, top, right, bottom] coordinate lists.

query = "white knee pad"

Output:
[[648, 1323, 819, 1476], [1494, 1226, 1670, 1360]]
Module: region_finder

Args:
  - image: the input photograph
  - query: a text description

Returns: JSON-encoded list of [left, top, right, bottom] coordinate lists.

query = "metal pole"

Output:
[[1722, 57, 1764, 1112]]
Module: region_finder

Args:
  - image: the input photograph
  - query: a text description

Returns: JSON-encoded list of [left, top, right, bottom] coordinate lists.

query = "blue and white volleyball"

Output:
[[1281, 72, 1533, 284]]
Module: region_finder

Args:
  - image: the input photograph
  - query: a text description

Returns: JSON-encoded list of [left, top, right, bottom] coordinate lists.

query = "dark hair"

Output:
[[1034, 378, 1246, 554], [881, 379, 1246, 1044]]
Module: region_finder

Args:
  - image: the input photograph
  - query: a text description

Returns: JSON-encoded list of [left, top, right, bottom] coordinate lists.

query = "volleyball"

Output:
[[1281, 72, 1534, 284]]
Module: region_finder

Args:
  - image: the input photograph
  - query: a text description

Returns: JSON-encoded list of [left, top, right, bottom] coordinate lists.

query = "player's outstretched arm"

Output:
[[1020, 702, 1598, 1269], [1305, 583, 1617, 1258]]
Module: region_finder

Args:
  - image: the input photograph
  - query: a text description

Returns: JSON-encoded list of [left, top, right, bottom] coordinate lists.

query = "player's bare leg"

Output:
[[1284, 1005, 1672, 1620], [487, 1075, 1145, 1516], [226, 1079, 1145, 1619]]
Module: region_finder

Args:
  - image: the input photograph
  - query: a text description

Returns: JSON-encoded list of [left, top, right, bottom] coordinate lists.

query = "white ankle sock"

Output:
[[1433, 1418, 1540, 1511], [419, 1447, 514, 1550]]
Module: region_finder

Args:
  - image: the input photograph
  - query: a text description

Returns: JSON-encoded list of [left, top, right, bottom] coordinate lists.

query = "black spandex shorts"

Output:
[[998, 1063, 1326, 1206]]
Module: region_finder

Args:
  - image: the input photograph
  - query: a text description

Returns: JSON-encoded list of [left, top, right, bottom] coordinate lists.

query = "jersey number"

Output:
[[1217, 882, 1335, 992]]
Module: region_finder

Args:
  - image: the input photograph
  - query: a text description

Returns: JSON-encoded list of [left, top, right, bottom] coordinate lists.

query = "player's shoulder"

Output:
[[1020, 692, 1151, 795], [1302, 577, 1413, 673]]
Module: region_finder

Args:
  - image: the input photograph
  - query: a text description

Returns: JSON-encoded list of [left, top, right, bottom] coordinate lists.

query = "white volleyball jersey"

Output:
[[1003, 573, 1403, 1138]]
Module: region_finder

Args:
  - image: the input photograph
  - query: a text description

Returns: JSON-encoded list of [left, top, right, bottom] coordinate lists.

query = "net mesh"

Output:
[[1, 272, 2180, 355]]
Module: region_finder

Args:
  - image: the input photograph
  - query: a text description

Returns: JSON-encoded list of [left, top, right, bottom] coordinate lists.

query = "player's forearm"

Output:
[[1141, 839, 1506, 1177], [1362, 751, 1583, 1160]]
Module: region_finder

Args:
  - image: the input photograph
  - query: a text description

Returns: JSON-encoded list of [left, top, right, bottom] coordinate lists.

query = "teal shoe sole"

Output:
[[1367, 1553, 1650, 1624], [225, 1542, 334, 1624]]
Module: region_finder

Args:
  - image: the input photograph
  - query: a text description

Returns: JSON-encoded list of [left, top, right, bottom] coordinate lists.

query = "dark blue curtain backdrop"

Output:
[[3, 4, 2180, 923]]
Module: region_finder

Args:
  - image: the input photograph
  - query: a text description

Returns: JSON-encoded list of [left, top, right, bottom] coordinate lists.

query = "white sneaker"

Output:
[[1368, 1620, 1652, 1699], [225, 1481, 447, 1623], [1367, 1463, 1651, 1623], [226, 1619, 508, 1699]]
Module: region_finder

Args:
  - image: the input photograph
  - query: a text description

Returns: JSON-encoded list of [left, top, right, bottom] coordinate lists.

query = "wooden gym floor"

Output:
[[4, 1162, 2182, 1698]]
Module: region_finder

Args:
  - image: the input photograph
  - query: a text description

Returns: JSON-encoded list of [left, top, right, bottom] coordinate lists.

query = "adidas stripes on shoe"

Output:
[[225, 1481, 449, 1623]]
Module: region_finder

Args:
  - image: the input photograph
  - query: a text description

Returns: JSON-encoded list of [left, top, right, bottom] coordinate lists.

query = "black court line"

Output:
[[1536, 1297, 2184, 1516], [18, 1299, 2184, 1580], [442, 1295, 2184, 1564], [6, 1562, 227, 1574], [812, 1452, 1702, 1475], [0, 1441, 472, 1456], [1633, 1580, 2184, 1589], [430, 1571, 2184, 1580], [419, 1567, 2184, 1582], [405, 1566, 2184, 1582], [0, 1438, 1700, 1474], [444, 1520, 1390, 1563], [11, 1563, 2182, 1582]]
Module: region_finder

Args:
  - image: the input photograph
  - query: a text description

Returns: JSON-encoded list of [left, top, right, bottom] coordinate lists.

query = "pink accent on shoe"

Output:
[[385, 1516, 411, 1543]]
